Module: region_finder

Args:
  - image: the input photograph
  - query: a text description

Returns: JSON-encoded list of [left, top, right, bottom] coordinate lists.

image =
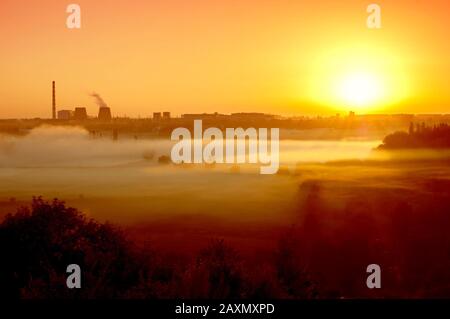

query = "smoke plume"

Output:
[[90, 92, 108, 108]]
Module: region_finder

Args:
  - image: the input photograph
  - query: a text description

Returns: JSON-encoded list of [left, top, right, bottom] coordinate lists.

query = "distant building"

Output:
[[230, 113, 275, 120], [57, 110, 73, 120], [163, 112, 171, 120], [98, 107, 112, 121], [182, 113, 221, 120], [74, 107, 88, 120], [153, 112, 162, 120]]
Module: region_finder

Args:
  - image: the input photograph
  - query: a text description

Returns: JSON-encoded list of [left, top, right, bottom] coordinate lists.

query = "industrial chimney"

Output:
[[52, 81, 56, 119]]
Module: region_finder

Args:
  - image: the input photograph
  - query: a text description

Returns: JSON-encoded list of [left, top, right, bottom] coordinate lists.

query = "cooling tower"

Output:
[[74, 107, 88, 120], [98, 107, 112, 121]]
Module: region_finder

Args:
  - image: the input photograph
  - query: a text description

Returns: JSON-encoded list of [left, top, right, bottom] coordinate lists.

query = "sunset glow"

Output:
[[1, 0, 450, 304], [0, 0, 449, 117], [337, 72, 382, 109], [306, 44, 411, 113]]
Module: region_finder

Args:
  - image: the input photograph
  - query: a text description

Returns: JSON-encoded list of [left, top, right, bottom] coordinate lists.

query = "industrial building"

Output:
[[57, 110, 73, 120], [50, 81, 113, 121], [52, 81, 56, 119], [182, 112, 222, 120], [74, 107, 88, 120], [98, 107, 112, 121]]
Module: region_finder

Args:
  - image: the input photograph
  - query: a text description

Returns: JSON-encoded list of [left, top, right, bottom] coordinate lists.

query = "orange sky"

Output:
[[0, 0, 449, 118]]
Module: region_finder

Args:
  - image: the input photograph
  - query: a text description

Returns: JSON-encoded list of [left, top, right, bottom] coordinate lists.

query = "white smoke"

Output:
[[90, 92, 108, 109]]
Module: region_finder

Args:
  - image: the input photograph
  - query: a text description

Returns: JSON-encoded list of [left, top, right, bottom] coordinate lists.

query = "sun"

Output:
[[336, 72, 382, 109], [306, 45, 410, 113]]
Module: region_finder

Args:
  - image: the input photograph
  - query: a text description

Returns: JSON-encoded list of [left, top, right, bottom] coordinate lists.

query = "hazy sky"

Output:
[[0, 0, 449, 118]]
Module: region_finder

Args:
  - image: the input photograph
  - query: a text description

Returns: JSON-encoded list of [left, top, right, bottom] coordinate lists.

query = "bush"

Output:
[[0, 197, 147, 299]]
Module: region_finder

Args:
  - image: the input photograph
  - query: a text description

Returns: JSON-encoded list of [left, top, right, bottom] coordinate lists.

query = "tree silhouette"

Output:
[[0, 197, 147, 299], [379, 123, 450, 149]]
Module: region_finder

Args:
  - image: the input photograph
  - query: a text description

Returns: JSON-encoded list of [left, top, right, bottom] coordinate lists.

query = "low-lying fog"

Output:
[[3, 126, 450, 298], [0, 125, 436, 225], [0, 125, 380, 167]]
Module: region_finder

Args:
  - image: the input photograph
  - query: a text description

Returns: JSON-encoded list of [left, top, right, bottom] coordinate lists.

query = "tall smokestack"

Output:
[[52, 81, 56, 119]]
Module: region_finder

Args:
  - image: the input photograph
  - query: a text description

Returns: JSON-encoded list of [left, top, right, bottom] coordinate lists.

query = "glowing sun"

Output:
[[306, 45, 410, 113], [337, 72, 382, 108]]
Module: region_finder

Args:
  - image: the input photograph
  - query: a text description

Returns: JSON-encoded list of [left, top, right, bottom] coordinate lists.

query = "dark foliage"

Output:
[[0, 198, 317, 299], [379, 123, 450, 149], [0, 197, 147, 298]]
